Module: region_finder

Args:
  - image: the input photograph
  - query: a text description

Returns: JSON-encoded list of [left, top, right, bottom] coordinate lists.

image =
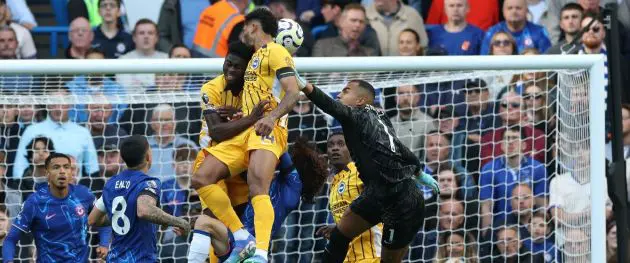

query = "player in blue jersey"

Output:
[[88, 135, 191, 262], [187, 137, 328, 263], [3, 152, 112, 262]]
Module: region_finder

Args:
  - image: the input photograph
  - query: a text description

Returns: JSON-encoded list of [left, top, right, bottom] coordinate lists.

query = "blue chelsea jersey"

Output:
[[12, 184, 95, 262], [102, 169, 162, 263], [242, 169, 302, 237]]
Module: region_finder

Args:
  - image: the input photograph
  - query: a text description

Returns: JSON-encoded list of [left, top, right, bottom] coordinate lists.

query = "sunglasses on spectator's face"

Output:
[[501, 102, 521, 109], [524, 93, 544, 100], [492, 40, 512, 47], [585, 26, 601, 33]]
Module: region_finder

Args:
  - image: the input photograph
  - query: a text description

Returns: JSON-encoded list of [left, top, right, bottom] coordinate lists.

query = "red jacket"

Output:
[[426, 0, 499, 31], [479, 125, 547, 167]]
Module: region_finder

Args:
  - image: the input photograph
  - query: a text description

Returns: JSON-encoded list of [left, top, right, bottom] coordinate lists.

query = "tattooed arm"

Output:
[[136, 194, 191, 232]]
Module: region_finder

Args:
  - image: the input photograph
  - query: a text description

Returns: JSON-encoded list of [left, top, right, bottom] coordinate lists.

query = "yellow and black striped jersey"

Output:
[[199, 74, 242, 148], [329, 162, 382, 262], [241, 42, 294, 117]]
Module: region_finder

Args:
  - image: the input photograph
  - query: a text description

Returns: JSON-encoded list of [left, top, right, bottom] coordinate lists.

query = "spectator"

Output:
[[433, 106, 480, 180], [98, 143, 123, 178], [506, 183, 536, 230], [365, 0, 428, 56], [12, 87, 100, 181], [438, 198, 466, 231], [481, 0, 551, 55], [85, 97, 128, 152], [159, 146, 197, 260], [427, 0, 484, 56], [423, 131, 476, 200], [435, 230, 478, 263], [523, 80, 554, 136], [459, 78, 500, 146], [411, 198, 467, 262], [313, 0, 381, 54], [5, 0, 36, 29], [398, 28, 423, 56], [488, 31, 518, 56], [116, 19, 168, 92], [545, 3, 584, 54], [479, 125, 548, 230], [390, 85, 434, 157], [65, 17, 95, 59], [0, 157, 21, 218], [191, 0, 248, 58], [15, 103, 40, 131], [606, 221, 617, 263], [156, 0, 210, 52], [67, 49, 127, 124], [578, 13, 606, 55], [484, 225, 544, 263], [268, 0, 314, 57], [0, 0, 34, 59], [146, 104, 198, 182], [15, 136, 53, 199], [606, 105, 630, 201], [312, 4, 377, 57], [561, 228, 590, 262], [480, 91, 546, 165], [523, 211, 559, 263], [92, 0, 134, 59], [0, 25, 16, 59], [426, 0, 499, 31], [287, 95, 329, 153], [0, 103, 24, 179]]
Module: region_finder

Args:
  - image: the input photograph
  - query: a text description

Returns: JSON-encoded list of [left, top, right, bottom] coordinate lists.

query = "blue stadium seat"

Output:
[[50, 0, 69, 26]]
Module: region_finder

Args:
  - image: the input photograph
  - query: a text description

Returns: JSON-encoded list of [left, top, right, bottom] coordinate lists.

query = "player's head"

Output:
[[45, 152, 72, 189], [120, 135, 152, 171], [290, 136, 328, 203], [326, 131, 351, 170], [224, 41, 255, 88], [242, 7, 278, 46], [336, 79, 375, 107]]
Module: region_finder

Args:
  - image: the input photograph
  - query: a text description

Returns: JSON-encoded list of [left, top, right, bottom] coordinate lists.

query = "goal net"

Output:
[[0, 56, 607, 263]]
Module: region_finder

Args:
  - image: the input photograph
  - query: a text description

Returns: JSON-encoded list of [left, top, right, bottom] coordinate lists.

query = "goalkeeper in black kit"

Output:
[[296, 74, 440, 263]]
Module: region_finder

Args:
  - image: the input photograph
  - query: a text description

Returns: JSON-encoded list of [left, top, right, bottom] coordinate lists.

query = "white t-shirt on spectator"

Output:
[[116, 49, 168, 92], [528, 0, 547, 25], [10, 22, 37, 59]]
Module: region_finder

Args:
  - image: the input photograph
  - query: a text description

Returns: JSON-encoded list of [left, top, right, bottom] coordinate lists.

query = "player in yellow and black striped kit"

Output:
[[317, 132, 382, 263]]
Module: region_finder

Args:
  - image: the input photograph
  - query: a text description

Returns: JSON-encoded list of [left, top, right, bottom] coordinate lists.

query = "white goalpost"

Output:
[[0, 55, 607, 263]]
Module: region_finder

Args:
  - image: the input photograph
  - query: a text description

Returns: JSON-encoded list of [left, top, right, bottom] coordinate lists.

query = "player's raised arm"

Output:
[[298, 77, 353, 124]]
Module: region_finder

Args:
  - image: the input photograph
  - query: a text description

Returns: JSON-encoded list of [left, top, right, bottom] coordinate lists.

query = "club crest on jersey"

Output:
[[251, 57, 260, 69], [337, 182, 346, 194], [147, 180, 158, 189], [75, 205, 85, 216]]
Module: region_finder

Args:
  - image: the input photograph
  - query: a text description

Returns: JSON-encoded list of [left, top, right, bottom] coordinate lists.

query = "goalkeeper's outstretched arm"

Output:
[[301, 83, 353, 124]]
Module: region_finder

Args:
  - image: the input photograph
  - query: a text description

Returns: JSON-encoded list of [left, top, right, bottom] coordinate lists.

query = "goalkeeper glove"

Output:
[[294, 69, 307, 90], [417, 171, 440, 195]]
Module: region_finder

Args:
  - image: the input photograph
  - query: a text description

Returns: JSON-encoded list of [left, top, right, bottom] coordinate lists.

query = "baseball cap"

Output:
[[464, 78, 488, 92]]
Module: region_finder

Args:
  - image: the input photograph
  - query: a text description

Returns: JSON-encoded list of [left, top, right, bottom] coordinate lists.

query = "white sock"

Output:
[[233, 228, 250, 241], [187, 230, 211, 263], [254, 248, 268, 259]]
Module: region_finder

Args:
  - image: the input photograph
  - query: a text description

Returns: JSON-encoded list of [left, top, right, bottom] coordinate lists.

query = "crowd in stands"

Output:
[[0, 0, 629, 262]]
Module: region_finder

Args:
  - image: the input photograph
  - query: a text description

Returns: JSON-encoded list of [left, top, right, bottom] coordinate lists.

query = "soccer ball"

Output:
[[275, 18, 304, 55]]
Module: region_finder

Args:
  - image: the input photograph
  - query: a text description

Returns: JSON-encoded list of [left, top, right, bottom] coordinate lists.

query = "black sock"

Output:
[[322, 227, 352, 263]]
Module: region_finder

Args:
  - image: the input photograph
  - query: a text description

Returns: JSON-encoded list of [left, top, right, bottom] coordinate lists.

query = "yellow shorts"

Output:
[[194, 150, 249, 208], [206, 125, 287, 175]]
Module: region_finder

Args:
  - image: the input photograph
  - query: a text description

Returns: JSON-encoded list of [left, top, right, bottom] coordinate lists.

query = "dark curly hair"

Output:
[[290, 136, 328, 203], [244, 8, 278, 37]]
